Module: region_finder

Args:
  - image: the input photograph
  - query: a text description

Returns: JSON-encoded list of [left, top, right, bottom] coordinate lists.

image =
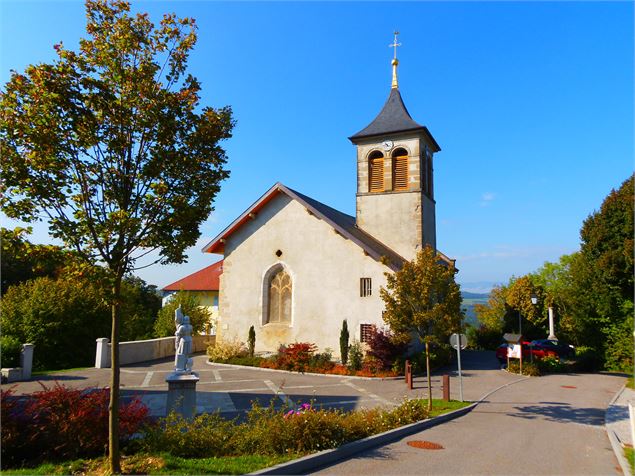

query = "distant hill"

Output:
[[460, 291, 490, 326], [462, 291, 490, 300]]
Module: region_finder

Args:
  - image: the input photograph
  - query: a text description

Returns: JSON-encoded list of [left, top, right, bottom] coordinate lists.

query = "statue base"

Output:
[[165, 371, 199, 419]]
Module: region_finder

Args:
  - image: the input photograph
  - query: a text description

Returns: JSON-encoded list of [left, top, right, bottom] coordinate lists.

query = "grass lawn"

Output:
[[1, 454, 298, 475], [626, 376, 634, 390], [625, 446, 634, 473], [429, 399, 472, 417], [31, 367, 90, 376]]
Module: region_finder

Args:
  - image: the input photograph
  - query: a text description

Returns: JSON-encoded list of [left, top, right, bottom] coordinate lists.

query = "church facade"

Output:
[[203, 53, 453, 357]]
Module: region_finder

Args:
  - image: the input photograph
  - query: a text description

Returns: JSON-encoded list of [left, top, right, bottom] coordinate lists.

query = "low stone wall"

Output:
[[95, 335, 215, 368]]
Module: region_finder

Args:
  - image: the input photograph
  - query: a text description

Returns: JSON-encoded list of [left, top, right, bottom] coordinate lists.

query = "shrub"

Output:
[[207, 337, 246, 362], [1, 384, 148, 468], [537, 355, 565, 373], [0, 276, 111, 370], [275, 343, 317, 372], [1, 335, 22, 368], [340, 320, 349, 364], [154, 291, 209, 338], [140, 398, 432, 458], [507, 360, 541, 376], [365, 326, 407, 371], [571, 346, 601, 372], [348, 340, 363, 371], [310, 348, 335, 372], [466, 325, 502, 350]]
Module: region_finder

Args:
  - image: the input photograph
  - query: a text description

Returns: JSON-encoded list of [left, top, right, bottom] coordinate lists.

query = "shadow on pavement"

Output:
[[507, 402, 605, 426]]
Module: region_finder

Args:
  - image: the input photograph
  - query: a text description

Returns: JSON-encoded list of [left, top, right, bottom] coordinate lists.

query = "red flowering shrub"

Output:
[[275, 342, 317, 372], [1, 383, 148, 468], [365, 326, 408, 371]]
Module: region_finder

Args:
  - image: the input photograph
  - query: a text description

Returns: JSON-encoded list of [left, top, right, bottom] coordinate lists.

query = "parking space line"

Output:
[[212, 370, 222, 381], [141, 371, 154, 388], [342, 380, 396, 407], [264, 379, 296, 409]]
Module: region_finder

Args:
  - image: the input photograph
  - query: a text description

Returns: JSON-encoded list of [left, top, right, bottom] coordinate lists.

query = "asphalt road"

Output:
[[311, 371, 625, 475]]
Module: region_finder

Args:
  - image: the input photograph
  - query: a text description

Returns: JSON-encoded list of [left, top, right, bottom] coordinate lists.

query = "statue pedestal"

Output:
[[165, 371, 199, 419]]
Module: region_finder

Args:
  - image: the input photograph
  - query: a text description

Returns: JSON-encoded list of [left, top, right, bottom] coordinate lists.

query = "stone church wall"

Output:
[[217, 193, 391, 357]]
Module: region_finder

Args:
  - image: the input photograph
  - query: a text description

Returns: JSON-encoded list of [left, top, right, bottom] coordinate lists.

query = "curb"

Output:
[[248, 403, 476, 475], [206, 360, 403, 381], [249, 375, 530, 475], [605, 384, 632, 476]]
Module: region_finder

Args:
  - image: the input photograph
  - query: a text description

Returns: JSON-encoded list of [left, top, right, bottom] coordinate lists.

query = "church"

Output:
[[202, 43, 454, 357]]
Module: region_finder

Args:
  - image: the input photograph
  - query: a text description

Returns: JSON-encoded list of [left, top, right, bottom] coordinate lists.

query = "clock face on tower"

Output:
[[382, 140, 393, 150]]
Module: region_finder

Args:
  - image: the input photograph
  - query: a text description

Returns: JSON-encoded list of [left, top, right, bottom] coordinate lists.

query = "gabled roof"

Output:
[[162, 260, 223, 292], [349, 88, 441, 152], [201, 183, 406, 271]]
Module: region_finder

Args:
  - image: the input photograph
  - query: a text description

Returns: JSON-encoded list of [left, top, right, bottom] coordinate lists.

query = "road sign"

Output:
[[450, 333, 468, 350]]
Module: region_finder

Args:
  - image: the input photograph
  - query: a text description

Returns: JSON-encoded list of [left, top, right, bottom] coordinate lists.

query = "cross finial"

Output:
[[389, 31, 401, 89], [389, 31, 401, 60]]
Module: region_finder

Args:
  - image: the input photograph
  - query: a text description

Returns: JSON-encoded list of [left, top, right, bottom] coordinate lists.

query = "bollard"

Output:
[[442, 374, 450, 401], [406, 360, 413, 390]]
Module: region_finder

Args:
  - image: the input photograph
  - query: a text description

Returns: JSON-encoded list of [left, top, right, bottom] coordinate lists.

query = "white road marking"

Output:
[[141, 371, 154, 388], [264, 379, 296, 409], [342, 380, 397, 407], [212, 370, 222, 381]]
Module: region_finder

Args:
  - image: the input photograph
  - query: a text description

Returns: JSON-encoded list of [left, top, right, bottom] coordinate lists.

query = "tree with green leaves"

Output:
[[154, 291, 209, 338], [380, 246, 462, 410], [1, 227, 78, 294], [0, 1, 233, 471], [574, 174, 634, 370]]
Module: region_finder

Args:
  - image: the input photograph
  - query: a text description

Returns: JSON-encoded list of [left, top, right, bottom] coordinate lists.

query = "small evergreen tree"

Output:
[[248, 325, 256, 358], [339, 320, 350, 364]]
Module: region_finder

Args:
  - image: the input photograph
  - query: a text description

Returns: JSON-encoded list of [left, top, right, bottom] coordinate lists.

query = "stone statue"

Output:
[[174, 305, 193, 372]]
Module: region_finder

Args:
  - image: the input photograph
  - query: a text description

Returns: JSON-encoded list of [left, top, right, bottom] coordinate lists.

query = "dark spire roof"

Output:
[[348, 87, 441, 151], [349, 87, 424, 140]]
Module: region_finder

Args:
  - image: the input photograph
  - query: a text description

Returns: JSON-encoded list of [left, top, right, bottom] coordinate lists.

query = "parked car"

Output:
[[530, 339, 575, 359], [495, 341, 558, 365]]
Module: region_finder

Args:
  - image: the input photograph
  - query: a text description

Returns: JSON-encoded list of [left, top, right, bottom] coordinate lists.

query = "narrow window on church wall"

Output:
[[392, 149, 408, 191], [267, 269, 292, 324], [360, 277, 372, 297], [368, 151, 384, 192]]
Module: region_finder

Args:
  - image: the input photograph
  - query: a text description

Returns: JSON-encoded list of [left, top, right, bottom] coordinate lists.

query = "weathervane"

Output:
[[389, 31, 401, 89]]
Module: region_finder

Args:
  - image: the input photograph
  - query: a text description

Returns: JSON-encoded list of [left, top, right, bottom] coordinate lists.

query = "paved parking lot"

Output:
[[3, 351, 520, 418]]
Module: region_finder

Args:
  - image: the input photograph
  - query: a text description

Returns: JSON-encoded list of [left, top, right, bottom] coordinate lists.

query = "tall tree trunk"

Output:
[[425, 341, 432, 412], [109, 274, 123, 474]]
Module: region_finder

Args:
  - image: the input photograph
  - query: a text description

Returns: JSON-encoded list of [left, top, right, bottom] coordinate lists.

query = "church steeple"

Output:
[[348, 35, 441, 260]]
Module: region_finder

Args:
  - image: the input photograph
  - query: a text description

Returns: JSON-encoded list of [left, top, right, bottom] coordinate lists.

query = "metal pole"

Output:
[[457, 335, 464, 402]]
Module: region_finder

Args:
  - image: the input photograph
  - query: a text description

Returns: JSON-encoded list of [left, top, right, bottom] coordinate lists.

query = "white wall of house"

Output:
[[217, 193, 392, 358]]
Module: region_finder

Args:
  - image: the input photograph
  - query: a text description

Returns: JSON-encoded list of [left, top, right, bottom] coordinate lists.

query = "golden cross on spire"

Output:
[[389, 31, 401, 60], [389, 31, 401, 89]]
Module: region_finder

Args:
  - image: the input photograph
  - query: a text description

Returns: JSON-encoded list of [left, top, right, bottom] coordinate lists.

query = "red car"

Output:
[[496, 341, 558, 364]]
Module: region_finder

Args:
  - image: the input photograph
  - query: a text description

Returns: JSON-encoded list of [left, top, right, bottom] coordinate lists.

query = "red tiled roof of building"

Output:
[[162, 260, 223, 292]]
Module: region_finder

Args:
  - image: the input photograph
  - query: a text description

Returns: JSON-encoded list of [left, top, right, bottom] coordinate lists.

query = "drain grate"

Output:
[[407, 440, 444, 450]]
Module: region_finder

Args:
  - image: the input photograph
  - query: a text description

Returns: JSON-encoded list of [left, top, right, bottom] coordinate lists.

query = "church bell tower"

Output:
[[348, 33, 440, 261]]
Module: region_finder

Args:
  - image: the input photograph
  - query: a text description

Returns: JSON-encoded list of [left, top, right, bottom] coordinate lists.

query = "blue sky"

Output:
[[1, 1, 633, 293]]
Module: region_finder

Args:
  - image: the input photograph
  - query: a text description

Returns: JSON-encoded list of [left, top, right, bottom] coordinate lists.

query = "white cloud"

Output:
[[479, 192, 496, 207]]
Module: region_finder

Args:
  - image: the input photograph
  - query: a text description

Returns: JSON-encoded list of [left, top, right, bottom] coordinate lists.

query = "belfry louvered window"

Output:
[[392, 149, 408, 191], [368, 151, 384, 192]]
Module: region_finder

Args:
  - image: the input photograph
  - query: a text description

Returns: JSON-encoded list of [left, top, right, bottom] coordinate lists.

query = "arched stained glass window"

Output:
[[267, 268, 292, 324]]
